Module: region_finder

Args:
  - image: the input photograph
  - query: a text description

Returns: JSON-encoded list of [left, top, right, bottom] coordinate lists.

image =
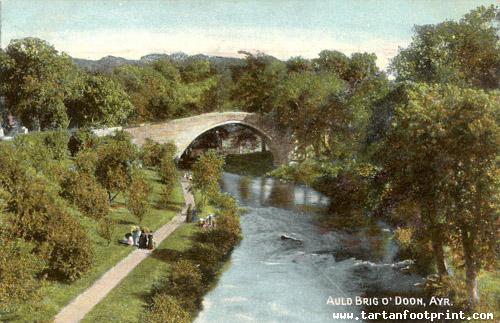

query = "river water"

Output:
[[195, 173, 423, 323]]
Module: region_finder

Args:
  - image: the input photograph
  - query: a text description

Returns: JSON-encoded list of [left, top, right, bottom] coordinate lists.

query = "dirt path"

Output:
[[54, 177, 194, 323]]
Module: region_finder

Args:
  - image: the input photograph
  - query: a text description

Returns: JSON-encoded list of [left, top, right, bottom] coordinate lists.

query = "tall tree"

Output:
[[231, 51, 286, 114], [377, 83, 499, 304], [0, 38, 81, 130], [67, 74, 133, 127], [390, 5, 499, 89]]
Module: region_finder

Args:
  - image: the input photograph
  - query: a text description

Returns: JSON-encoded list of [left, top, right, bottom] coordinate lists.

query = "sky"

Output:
[[1, 0, 496, 69]]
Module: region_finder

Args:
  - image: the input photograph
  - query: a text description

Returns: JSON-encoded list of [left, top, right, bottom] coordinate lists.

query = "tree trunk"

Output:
[[462, 229, 479, 305], [431, 235, 449, 277]]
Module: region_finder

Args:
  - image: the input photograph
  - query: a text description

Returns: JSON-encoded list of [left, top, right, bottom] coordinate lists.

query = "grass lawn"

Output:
[[81, 224, 199, 323], [11, 168, 184, 323]]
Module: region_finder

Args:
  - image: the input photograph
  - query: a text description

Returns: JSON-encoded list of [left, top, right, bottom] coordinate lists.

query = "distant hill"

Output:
[[73, 52, 245, 73]]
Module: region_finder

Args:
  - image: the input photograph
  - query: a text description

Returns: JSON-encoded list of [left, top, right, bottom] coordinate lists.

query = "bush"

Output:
[[41, 130, 70, 160], [157, 259, 203, 313], [97, 216, 116, 246], [44, 214, 94, 281], [68, 129, 99, 156], [185, 242, 222, 284], [0, 238, 44, 314], [74, 149, 98, 175], [143, 294, 190, 323], [12, 131, 70, 165], [61, 172, 110, 220], [6, 176, 94, 282]]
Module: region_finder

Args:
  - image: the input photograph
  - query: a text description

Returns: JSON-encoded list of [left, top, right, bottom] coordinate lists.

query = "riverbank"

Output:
[[224, 151, 274, 176]]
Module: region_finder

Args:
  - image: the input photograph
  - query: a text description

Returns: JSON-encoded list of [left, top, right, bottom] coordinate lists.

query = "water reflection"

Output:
[[197, 173, 423, 323]]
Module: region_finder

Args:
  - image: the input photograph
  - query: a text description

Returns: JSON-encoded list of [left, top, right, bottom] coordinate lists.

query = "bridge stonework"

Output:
[[124, 112, 293, 165]]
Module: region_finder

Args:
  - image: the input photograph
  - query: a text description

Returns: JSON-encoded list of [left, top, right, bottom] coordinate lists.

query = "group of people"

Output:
[[120, 226, 155, 249], [198, 213, 216, 229]]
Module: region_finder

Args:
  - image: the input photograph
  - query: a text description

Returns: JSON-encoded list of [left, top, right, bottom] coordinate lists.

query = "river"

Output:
[[195, 173, 424, 323]]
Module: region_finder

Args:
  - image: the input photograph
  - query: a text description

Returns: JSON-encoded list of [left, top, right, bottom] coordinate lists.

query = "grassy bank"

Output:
[[82, 224, 199, 323], [11, 169, 184, 323], [224, 151, 274, 176]]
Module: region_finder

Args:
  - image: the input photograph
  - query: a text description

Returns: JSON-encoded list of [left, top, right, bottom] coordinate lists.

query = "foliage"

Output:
[[68, 129, 99, 156], [191, 150, 225, 207], [43, 213, 94, 281], [0, 38, 81, 130], [96, 216, 116, 246], [127, 170, 152, 223], [11, 131, 70, 171], [0, 238, 44, 314], [231, 51, 286, 114], [95, 134, 137, 201], [185, 242, 222, 283], [66, 74, 134, 128], [61, 171, 109, 220], [74, 148, 98, 175], [155, 259, 203, 313], [376, 82, 499, 303], [158, 142, 178, 184], [390, 5, 499, 89], [143, 294, 190, 323], [5, 175, 94, 281]]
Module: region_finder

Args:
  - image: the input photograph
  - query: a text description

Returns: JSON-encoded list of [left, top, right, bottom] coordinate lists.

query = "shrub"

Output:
[[185, 242, 222, 284], [97, 216, 116, 245], [74, 149, 98, 175], [6, 176, 94, 282], [127, 171, 152, 223], [43, 214, 94, 281], [0, 238, 44, 314], [158, 259, 203, 313], [12, 131, 70, 165], [68, 129, 99, 156], [144, 294, 190, 323], [61, 172, 110, 220], [41, 130, 70, 160]]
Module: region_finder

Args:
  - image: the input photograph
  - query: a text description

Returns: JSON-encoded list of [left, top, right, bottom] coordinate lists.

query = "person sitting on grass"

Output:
[[119, 232, 133, 246]]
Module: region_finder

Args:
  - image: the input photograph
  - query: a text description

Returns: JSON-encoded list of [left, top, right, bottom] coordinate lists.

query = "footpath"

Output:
[[54, 177, 194, 323]]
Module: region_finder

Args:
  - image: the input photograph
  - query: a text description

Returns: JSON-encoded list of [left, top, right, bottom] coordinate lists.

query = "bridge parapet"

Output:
[[124, 112, 292, 165]]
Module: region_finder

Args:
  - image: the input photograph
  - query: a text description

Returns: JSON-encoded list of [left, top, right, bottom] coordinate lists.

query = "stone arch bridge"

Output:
[[123, 112, 293, 165]]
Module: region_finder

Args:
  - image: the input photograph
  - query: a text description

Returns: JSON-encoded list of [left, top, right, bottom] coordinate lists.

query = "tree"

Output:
[[377, 83, 499, 304], [0, 38, 81, 130], [231, 51, 286, 114], [127, 170, 152, 224], [97, 216, 116, 246], [313, 50, 350, 78], [61, 171, 110, 220], [273, 71, 346, 159], [95, 135, 137, 202], [390, 5, 499, 89], [191, 150, 225, 207], [66, 74, 133, 127]]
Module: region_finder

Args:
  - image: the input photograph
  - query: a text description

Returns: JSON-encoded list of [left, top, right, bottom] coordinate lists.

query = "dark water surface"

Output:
[[195, 173, 423, 323]]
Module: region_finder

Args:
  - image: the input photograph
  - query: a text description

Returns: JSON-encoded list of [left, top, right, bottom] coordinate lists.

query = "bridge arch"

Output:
[[124, 112, 292, 165]]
